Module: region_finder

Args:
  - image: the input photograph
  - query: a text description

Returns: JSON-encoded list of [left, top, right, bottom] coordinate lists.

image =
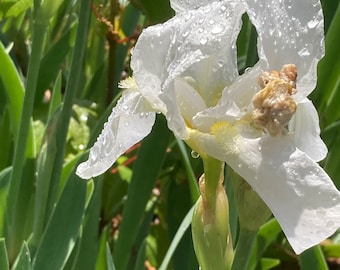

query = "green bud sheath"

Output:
[[229, 168, 272, 270], [230, 169, 272, 232], [192, 167, 233, 270]]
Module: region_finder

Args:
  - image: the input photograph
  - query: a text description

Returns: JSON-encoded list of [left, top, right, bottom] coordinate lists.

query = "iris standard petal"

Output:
[[246, 0, 324, 98], [188, 126, 340, 254], [131, 1, 245, 138], [174, 78, 207, 127], [76, 89, 156, 179], [289, 99, 328, 162]]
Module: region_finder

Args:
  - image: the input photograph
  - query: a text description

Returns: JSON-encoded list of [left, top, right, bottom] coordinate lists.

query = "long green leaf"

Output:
[[299, 246, 328, 270], [159, 206, 195, 270], [0, 42, 34, 157], [46, 0, 92, 216], [134, 239, 147, 270], [0, 167, 11, 237], [6, 16, 47, 260], [113, 115, 171, 270], [31, 109, 60, 250], [175, 138, 200, 202], [313, 3, 340, 125], [106, 243, 116, 270], [35, 22, 76, 104], [72, 180, 102, 270], [248, 219, 282, 270], [131, 0, 174, 24], [0, 238, 9, 270], [32, 174, 87, 270], [12, 242, 32, 270]]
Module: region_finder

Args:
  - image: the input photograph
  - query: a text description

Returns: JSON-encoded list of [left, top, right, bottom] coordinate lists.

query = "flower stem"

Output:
[[7, 21, 47, 261], [231, 228, 257, 270], [192, 156, 233, 270], [202, 156, 224, 205]]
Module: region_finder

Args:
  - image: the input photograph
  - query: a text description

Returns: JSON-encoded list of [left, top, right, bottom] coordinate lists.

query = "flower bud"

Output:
[[192, 175, 233, 270], [230, 170, 272, 232]]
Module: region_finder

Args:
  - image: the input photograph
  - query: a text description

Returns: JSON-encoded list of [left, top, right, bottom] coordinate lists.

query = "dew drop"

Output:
[[124, 121, 129, 127], [211, 24, 224, 35], [295, 188, 304, 196], [316, 208, 326, 217], [80, 114, 88, 121], [326, 220, 334, 228], [182, 29, 190, 37], [298, 47, 311, 57], [307, 19, 319, 29], [184, 13, 191, 21], [191, 150, 200, 159], [200, 38, 208, 45], [217, 60, 224, 67], [331, 193, 339, 202], [244, 67, 251, 73]]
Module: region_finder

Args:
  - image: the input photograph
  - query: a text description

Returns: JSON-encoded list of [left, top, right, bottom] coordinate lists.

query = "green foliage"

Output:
[[0, 0, 339, 269]]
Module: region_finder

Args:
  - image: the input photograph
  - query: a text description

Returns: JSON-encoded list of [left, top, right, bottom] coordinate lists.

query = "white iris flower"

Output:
[[76, 0, 340, 254]]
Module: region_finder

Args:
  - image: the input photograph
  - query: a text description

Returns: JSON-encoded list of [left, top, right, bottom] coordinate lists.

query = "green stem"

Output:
[[202, 156, 224, 205], [7, 22, 47, 260], [231, 228, 257, 270], [192, 156, 232, 270], [47, 0, 92, 212], [107, 0, 118, 104]]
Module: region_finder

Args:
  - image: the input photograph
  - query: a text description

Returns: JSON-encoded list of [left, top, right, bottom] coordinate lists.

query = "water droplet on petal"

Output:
[[182, 29, 190, 37], [191, 150, 200, 159], [217, 60, 224, 67], [124, 122, 129, 127], [211, 24, 224, 35], [184, 13, 191, 21], [307, 19, 319, 29], [316, 208, 326, 217], [326, 220, 334, 228], [200, 38, 208, 45], [331, 193, 339, 202], [298, 47, 311, 57]]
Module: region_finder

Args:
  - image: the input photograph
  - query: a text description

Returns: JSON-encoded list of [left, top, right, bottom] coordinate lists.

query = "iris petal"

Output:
[[189, 128, 340, 254], [246, 0, 324, 98], [76, 90, 156, 179]]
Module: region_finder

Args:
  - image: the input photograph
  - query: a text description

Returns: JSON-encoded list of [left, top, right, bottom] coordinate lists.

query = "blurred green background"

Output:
[[0, 0, 340, 269]]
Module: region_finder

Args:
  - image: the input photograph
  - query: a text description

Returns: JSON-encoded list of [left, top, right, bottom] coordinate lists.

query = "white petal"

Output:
[[290, 99, 327, 162], [246, 0, 325, 97], [76, 90, 156, 179], [188, 129, 340, 254], [174, 78, 207, 126], [131, 1, 245, 137]]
